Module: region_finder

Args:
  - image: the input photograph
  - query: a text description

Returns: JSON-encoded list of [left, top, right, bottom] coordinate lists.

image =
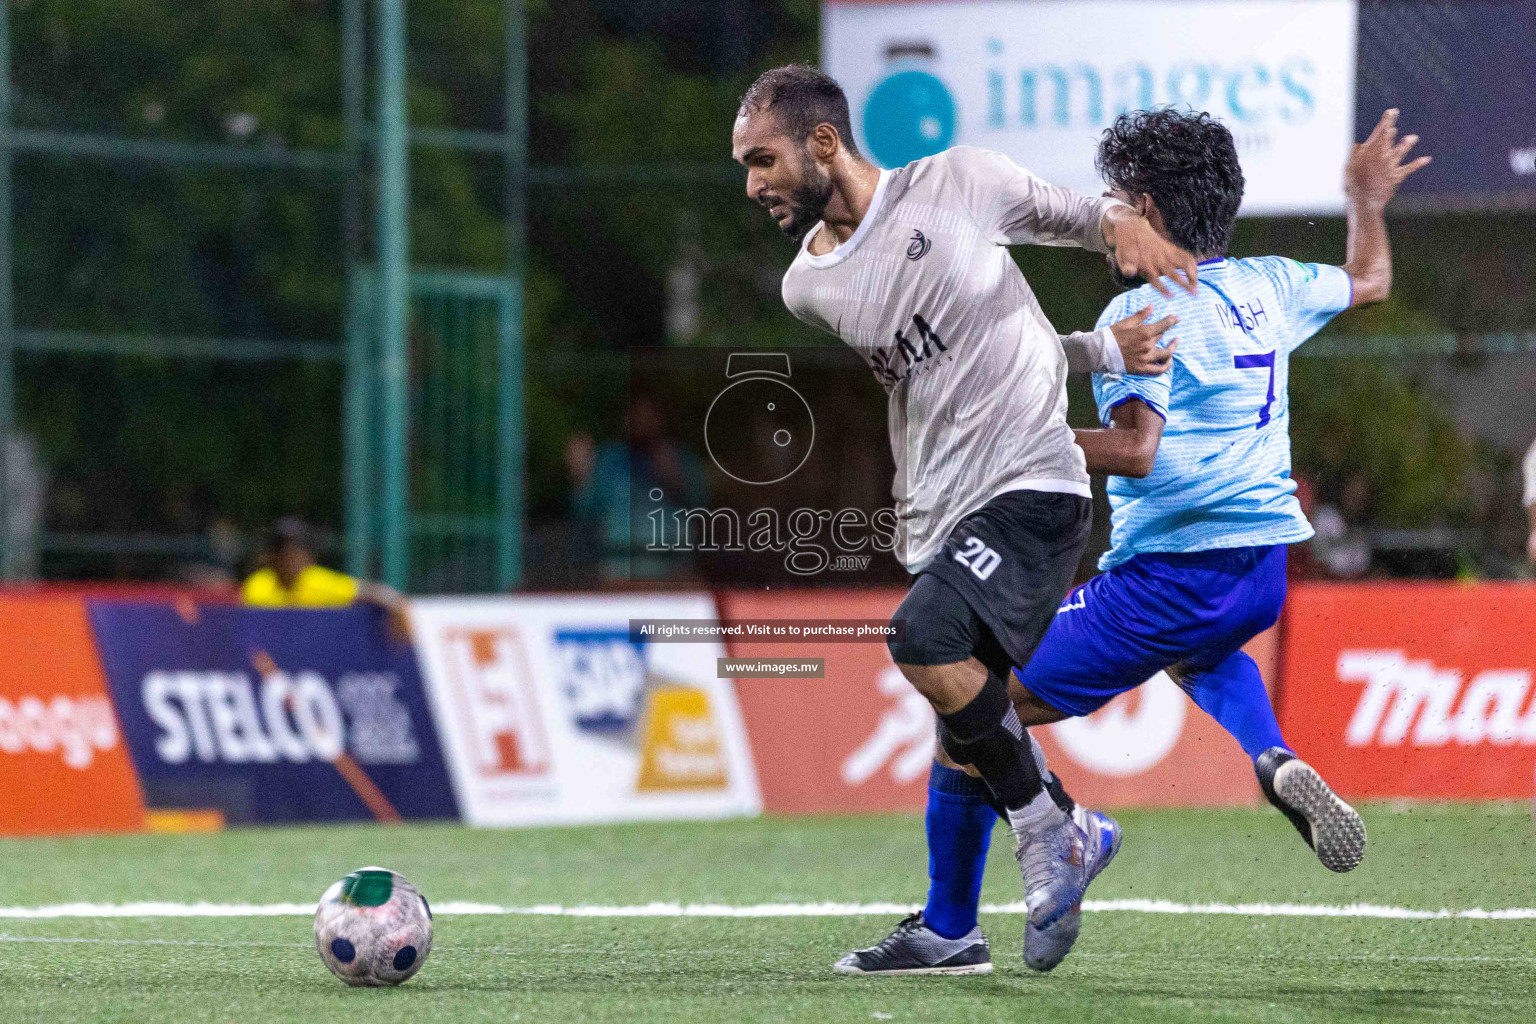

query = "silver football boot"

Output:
[[1023, 808, 1122, 972], [1011, 806, 1093, 929]]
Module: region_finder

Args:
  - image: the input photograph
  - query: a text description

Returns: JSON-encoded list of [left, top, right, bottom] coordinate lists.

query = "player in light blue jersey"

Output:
[[839, 107, 1430, 978]]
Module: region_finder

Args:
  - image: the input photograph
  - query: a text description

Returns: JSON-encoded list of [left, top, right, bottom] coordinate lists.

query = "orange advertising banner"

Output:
[[722, 589, 1267, 813], [1278, 583, 1536, 801], [0, 597, 146, 835], [723, 589, 922, 815]]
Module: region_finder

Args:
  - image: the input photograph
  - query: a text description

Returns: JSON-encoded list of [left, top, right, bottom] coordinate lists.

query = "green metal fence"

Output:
[[1, 1, 1532, 587], [347, 269, 523, 593], [0, 0, 529, 589]]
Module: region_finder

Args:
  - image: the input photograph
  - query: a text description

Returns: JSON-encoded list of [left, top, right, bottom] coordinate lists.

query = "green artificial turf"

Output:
[[2, 804, 1533, 1023]]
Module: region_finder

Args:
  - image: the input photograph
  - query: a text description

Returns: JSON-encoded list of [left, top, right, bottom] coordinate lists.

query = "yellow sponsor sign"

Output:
[[636, 684, 728, 791]]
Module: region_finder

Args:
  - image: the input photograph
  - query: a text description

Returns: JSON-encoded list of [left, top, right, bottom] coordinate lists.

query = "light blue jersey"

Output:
[[1091, 255, 1352, 570]]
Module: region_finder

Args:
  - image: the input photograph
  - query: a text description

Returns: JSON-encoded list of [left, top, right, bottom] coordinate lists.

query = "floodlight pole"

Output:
[[377, 0, 410, 591], [0, 0, 13, 582]]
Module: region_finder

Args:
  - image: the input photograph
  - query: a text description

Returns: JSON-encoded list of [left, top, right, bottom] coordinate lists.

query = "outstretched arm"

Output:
[[944, 147, 1198, 297], [1074, 398, 1164, 478], [358, 579, 412, 642], [1342, 109, 1431, 306], [1061, 306, 1179, 376]]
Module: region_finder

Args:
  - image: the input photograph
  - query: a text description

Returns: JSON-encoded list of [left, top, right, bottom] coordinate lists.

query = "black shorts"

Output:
[[901, 488, 1092, 678]]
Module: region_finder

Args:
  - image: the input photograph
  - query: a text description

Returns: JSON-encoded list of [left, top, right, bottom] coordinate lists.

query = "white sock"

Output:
[[1006, 790, 1064, 836]]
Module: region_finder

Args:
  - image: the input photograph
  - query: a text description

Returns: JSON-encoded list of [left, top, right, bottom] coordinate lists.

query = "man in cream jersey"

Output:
[[731, 63, 1198, 968]]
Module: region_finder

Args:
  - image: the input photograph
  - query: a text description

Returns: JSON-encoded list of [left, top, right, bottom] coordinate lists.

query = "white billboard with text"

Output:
[[410, 594, 761, 827], [824, 0, 1357, 214]]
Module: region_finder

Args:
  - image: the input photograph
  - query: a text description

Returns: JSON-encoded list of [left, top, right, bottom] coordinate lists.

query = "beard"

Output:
[[776, 165, 835, 241], [1105, 251, 1146, 290]]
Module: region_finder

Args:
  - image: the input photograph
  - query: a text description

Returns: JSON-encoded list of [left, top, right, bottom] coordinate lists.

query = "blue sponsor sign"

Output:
[[89, 603, 459, 824], [551, 628, 648, 736]]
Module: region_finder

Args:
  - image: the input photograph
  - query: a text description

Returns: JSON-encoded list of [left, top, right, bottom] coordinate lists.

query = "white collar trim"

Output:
[[800, 168, 893, 270]]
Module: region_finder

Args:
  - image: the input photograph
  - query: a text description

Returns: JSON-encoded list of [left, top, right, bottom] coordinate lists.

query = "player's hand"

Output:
[[1103, 206, 1199, 298], [1345, 109, 1432, 211], [1109, 305, 1178, 375], [358, 581, 413, 644]]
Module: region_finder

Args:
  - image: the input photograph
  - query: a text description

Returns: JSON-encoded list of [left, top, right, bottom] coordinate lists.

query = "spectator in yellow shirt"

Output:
[[241, 518, 409, 636]]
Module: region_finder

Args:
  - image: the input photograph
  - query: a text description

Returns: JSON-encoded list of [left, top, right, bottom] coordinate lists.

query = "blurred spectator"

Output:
[[5, 433, 46, 581], [1310, 472, 1374, 579], [241, 517, 409, 637], [565, 395, 708, 582], [174, 516, 247, 591], [1525, 438, 1536, 566]]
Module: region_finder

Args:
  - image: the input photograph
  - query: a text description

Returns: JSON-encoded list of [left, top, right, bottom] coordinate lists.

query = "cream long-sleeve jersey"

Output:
[[781, 146, 1125, 570]]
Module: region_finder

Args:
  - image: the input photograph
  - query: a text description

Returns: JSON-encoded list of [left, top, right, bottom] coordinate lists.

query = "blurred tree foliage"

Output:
[[7, 0, 1530, 577], [1289, 359, 1475, 525], [12, 0, 516, 566]]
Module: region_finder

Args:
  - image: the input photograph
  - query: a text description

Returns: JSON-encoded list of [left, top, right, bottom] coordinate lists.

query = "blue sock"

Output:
[[1181, 650, 1289, 761], [923, 762, 997, 940]]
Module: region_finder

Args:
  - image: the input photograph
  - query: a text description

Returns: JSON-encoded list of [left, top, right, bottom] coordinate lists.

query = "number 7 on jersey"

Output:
[[1233, 351, 1277, 428]]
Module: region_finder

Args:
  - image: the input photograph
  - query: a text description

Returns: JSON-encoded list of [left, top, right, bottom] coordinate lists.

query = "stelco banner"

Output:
[[409, 594, 761, 826], [723, 588, 1268, 812], [88, 603, 459, 824], [823, 0, 1358, 215], [1279, 583, 1536, 801]]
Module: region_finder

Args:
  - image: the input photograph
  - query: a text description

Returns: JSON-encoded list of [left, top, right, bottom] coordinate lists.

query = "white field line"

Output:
[[0, 935, 310, 949], [3, 939, 1536, 964], [3, 900, 1536, 921], [4, 935, 1535, 964]]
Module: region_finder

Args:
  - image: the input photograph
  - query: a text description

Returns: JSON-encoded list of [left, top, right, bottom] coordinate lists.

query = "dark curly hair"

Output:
[[1096, 109, 1244, 259]]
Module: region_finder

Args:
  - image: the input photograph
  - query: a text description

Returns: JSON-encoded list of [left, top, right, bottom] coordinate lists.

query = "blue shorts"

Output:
[[1013, 545, 1287, 717]]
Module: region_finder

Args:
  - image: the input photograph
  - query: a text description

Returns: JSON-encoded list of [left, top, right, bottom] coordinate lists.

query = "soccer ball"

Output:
[[314, 866, 433, 987]]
